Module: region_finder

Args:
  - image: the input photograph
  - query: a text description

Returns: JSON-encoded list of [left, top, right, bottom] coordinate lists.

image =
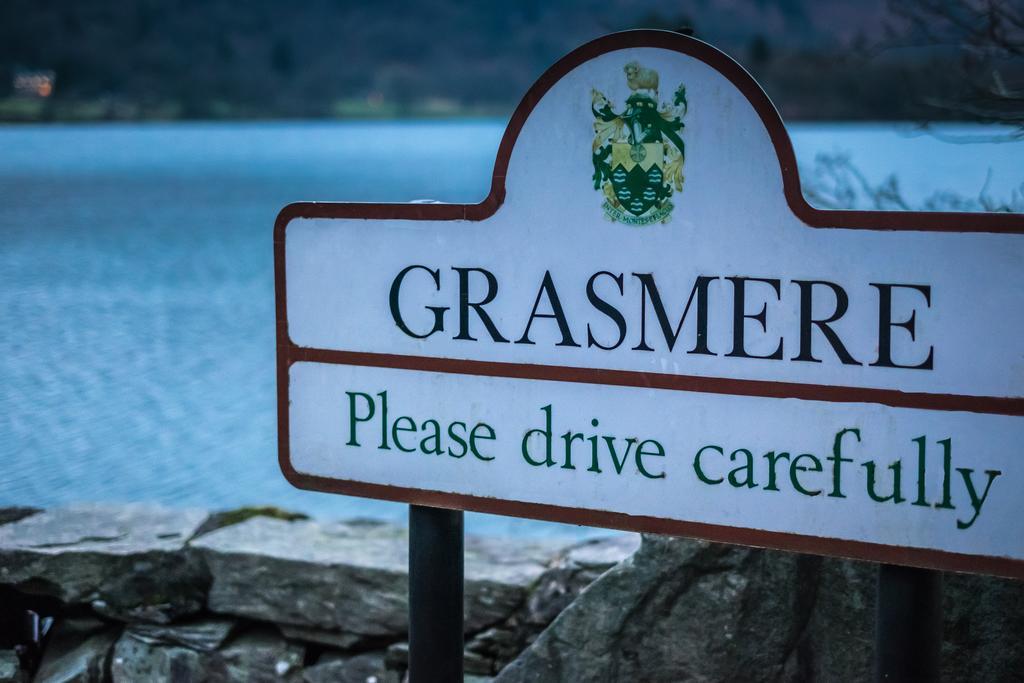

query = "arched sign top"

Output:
[[480, 29, 1023, 233], [276, 30, 1024, 233]]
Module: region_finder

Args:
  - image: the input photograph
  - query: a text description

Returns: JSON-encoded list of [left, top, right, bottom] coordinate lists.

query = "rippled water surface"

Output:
[[1, 121, 1021, 536]]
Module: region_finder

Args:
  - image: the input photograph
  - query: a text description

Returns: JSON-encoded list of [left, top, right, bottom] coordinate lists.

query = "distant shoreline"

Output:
[[0, 96, 1007, 127], [0, 111, 1003, 128], [0, 96, 514, 124]]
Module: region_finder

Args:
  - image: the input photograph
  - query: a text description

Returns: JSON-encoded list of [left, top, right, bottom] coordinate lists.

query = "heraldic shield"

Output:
[[592, 64, 688, 226], [610, 142, 666, 217]]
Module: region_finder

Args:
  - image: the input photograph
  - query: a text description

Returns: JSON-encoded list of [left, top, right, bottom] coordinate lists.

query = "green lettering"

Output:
[[345, 391, 375, 447], [828, 428, 859, 498], [419, 419, 442, 455], [635, 439, 666, 479], [912, 435, 929, 507], [935, 438, 954, 509], [763, 451, 791, 492], [789, 453, 823, 496], [377, 390, 390, 450], [447, 421, 468, 458], [863, 460, 905, 504], [956, 468, 1001, 530], [727, 448, 756, 488], [607, 437, 636, 474], [391, 416, 416, 453], [561, 431, 584, 470], [694, 445, 724, 485], [470, 423, 496, 461], [522, 405, 554, 467]]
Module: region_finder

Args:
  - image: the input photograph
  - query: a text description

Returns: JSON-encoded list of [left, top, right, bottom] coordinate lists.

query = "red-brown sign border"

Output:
[[274, 30, 1024, 579]]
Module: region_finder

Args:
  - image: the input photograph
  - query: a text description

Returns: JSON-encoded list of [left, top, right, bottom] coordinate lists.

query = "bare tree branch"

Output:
[[802, 152, 1024, 212], [884, 0, 1024, 138]]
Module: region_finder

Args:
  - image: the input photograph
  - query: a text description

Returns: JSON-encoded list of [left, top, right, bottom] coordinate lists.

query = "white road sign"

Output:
[[275, 31, 1024, 577]]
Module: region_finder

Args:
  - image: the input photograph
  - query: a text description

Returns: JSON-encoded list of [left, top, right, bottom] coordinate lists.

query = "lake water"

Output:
[[1, 121, 1021, 537]]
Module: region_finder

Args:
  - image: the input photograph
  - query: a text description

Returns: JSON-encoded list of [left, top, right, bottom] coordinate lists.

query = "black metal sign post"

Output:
[[408, 504, 464, 683], [875, 564, 942, 682]]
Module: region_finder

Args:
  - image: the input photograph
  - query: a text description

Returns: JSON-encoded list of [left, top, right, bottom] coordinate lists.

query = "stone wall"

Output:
[[0, 504, 637, 682], [2, 505, 1022, 682]]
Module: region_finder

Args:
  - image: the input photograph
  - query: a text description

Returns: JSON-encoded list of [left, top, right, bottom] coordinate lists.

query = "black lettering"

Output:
[[791, 280, 859, 365], [586, 271, 627, 350], [870, 283, 934, 370], [726, 277, 784, 360], [516, 271, 580, 347], [389, 265, 448, 339], [452, 267, 509, 343], [632, 273, 716, 354]]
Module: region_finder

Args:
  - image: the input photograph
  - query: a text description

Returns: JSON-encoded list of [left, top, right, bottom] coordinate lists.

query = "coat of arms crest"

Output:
[[592, 62, 688, 225]]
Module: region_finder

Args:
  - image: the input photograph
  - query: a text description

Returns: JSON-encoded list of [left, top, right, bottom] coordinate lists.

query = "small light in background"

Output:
[[13, 69, 55, 98]]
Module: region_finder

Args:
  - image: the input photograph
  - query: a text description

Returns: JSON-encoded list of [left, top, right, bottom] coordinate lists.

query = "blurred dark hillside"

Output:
[[0, 0, 1006, 122]]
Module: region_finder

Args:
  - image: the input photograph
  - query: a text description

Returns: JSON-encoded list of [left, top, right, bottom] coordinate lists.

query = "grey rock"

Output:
[[465, 626, 520, 667], [561, 534, 640, 570], [463, 648, 494, 676], [384, 642, 407, 671], [191, 517, 408, 637], [303, 651, 391, 683], [498, 533, 1024, 682], [192, 507, 310, 539], [0, 504, 209, 623], [496, 534, 816, 682], [278, 624, 363, 651], [0, 508, 39, 527], [123, 618, 236, 653], [0, 650, 23, 683], [784, 559, 1024, 681], [216, 629, 305, 682], [465, 533, 639, 673], [111, 626, 303, 683], [192, 517, 562, 637], [784, 556, 874, 680], [380, 638, 501, 679], [523, 534, 639, 627], [110, 632, 201, 682], [464, 536, 564, 632], [943, 571, 1024, 682], [33, 617, 119, 683]]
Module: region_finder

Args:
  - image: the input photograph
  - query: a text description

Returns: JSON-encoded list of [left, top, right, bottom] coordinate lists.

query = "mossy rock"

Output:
[[192, 506, 309, 538]]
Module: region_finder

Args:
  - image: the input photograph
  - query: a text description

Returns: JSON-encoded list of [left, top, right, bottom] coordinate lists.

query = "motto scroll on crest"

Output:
[[592, 61, 688, 226]]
